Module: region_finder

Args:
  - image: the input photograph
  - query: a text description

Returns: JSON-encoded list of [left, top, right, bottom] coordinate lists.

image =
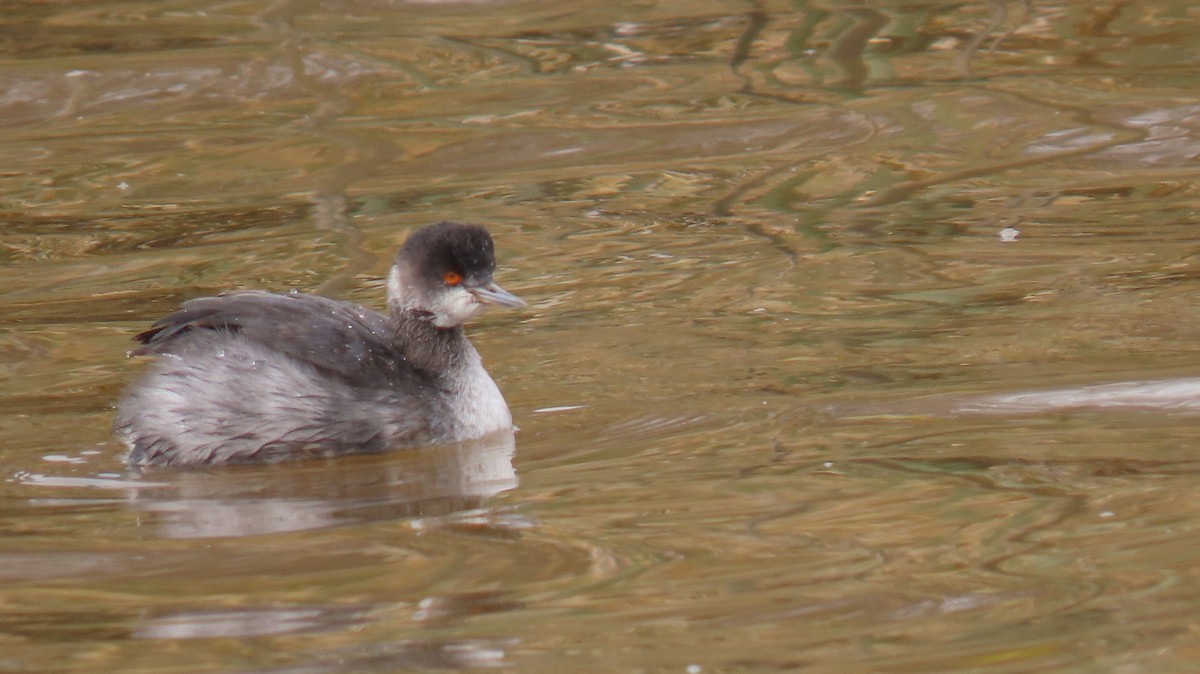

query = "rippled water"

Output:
[[4, 1, 1200, 671]]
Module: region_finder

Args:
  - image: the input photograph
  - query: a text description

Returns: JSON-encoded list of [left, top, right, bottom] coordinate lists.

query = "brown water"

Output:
[[4, 0, 1200, 671]]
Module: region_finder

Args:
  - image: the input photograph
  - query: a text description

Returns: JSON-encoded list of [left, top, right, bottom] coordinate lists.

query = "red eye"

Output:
[[442, 271, 463, 286]]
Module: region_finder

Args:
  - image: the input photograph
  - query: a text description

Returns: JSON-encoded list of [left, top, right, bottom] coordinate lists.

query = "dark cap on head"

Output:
[[397, 221, 496, 285]]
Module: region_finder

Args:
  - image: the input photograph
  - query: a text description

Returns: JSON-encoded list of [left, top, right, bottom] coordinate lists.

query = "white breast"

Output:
[[448, 345, 513, 439]]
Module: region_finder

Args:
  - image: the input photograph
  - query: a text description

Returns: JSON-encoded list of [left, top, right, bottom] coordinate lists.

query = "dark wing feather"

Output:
[[131, 291, 410, 388]]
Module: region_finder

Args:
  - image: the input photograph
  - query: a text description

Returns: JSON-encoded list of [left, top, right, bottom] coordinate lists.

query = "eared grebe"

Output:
[[114, 221, 525, 467]]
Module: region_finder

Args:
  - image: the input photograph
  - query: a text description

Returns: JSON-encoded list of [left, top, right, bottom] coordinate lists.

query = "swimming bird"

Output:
[[115, 221, 525, 467]]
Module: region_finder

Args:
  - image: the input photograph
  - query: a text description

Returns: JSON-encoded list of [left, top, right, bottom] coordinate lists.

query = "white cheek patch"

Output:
[[429, 286, 486, 328], [387, 266, 408, 307], [387, 266, 487, 327]]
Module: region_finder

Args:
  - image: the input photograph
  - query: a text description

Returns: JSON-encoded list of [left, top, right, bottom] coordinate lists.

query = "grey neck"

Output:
[[390, 309, 469, 377]]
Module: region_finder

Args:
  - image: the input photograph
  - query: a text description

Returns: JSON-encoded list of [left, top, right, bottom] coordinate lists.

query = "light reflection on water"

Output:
[[24, 431, 519, 538], [3, 0, 1200, 672]]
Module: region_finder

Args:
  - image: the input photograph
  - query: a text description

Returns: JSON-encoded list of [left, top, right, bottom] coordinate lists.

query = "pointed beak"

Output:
[[469, 281, 526, 309]]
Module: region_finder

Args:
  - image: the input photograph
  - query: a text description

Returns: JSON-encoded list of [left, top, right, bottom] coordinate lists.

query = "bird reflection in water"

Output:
[[129, 429, 519, 539]]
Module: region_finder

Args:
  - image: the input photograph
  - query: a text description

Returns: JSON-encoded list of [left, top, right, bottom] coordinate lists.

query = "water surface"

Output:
[[3, 1, 1200, 671]]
